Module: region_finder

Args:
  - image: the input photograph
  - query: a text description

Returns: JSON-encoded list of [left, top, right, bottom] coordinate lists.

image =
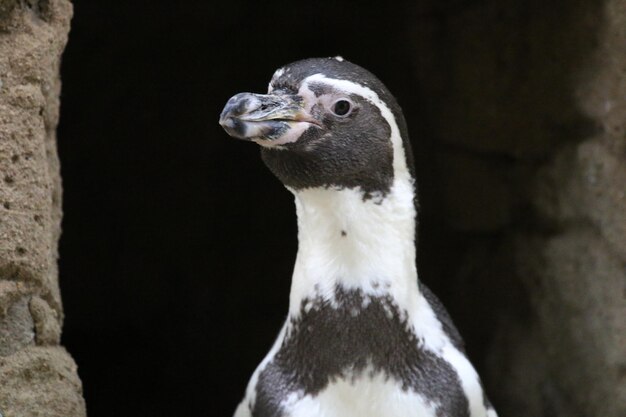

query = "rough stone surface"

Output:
[[0, 0, 85, 416], [410, 0, 626, 416], [0, 346, 85, 417], [29, 295, 61, 346]]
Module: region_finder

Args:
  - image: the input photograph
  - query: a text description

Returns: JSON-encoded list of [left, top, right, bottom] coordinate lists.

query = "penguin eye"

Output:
[[331, 100, 352, 117]]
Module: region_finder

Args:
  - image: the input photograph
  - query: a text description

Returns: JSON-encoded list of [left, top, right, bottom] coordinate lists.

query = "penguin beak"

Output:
[[219, 93, 320, 144]]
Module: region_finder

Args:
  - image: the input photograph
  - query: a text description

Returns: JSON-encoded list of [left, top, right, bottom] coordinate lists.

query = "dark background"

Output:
[[58, 1, 509, 416]]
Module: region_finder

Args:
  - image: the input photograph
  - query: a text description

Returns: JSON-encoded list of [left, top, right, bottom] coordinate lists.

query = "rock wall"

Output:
[[0, 1, 85, 416], [411, 1, 626, 416]]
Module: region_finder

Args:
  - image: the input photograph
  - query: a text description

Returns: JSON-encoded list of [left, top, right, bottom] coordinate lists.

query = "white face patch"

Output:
[[265, 72, 406, 152], [303, 85, 355, 119], [264, 72, 401, 150]]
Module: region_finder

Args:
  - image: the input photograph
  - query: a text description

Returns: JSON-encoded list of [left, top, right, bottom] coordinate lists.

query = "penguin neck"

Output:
[[287, 174, 420, 316]]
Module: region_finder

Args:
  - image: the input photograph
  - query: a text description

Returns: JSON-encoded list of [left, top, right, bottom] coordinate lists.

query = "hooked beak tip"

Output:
[[219, 92, 319, 143], [218, 115, 234, 129]]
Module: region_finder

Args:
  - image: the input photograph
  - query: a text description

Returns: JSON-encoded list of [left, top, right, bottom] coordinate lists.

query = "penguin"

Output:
[[219, 57, 498, 417]]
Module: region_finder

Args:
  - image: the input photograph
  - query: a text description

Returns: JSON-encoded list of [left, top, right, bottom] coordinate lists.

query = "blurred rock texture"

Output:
[[0, 0, 85, 416], [411, 0, 626, 416]]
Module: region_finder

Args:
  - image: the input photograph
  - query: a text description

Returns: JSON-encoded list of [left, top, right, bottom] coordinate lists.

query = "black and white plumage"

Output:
[[219, 57, 498, 417]]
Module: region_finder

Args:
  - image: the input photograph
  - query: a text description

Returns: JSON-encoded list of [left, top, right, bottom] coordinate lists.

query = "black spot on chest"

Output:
[[252, 287, 470, 417]]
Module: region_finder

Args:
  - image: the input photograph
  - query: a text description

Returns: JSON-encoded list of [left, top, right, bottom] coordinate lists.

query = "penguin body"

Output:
[[220, 57, 497, 417]]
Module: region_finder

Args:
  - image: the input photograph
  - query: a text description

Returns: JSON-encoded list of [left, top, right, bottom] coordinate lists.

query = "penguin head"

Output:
[[219, 57, 413, 199]]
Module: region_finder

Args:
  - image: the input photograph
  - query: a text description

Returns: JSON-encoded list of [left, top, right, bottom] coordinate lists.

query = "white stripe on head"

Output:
[[299, 73, 410, 179]]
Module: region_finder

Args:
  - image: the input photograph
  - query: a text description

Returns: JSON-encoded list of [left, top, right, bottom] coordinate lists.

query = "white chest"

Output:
[[284, 370, 440, 417]]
